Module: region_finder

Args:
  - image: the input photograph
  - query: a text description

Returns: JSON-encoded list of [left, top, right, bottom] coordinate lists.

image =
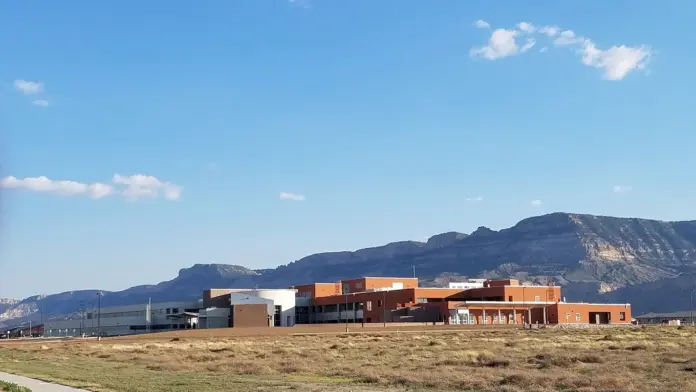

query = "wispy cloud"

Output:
[[288, 0, 310, 8], [32, 99, 49, 107], [113, 174, 182, 201], [1, 176, 113, 199], [466, 196, 484, 202], [531, 199, 543, 207], [13, 80, 43, 95], [1, 174, 182, 201], [470, 21, 652, 80], [613, 185, 633, 194], [280, 192, 305, 201], [474, 19, 490, 29]]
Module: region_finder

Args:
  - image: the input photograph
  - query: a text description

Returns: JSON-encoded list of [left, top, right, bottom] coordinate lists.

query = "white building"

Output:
[[228, 289, 297, 327], [448, 279, 486, 290]]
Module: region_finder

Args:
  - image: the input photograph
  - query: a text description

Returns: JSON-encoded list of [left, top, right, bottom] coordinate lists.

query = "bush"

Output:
[[0, 381, 32, 392]]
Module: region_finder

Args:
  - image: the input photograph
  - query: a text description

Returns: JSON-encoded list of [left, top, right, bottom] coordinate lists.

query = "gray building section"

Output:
[[41, 289, 296, 337], [635, 310, 696, 324]]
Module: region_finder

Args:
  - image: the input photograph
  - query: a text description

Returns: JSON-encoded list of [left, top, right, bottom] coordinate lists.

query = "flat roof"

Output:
[[636, 310, 691, 319], [456, 301, 558, 306]]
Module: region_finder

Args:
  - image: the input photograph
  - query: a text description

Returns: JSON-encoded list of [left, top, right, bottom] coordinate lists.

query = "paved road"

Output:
[[0, 372, 89, 391]]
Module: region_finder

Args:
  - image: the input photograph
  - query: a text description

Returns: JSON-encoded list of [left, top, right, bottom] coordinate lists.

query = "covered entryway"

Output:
[[589, 312, 610, 324]]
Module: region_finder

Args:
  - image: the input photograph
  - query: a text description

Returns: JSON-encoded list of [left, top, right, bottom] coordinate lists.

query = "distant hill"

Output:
[[3, 212, 696, 328]]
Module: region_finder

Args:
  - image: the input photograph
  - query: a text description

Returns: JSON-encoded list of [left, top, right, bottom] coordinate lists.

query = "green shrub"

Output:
[[0, 380, 32, 392]]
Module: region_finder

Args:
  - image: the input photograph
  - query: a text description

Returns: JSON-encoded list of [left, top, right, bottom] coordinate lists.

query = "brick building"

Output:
[[291, 277, 631, 325]]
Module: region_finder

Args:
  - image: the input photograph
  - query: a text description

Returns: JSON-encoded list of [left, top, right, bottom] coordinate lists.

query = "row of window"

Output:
[[84, 307, 185, 320]]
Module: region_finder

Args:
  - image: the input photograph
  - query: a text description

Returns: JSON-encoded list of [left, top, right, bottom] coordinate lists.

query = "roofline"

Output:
[[290, 283, 335, 287], [559, 302, 631, 306], [455, 301, 630, 306], [456, 301, 558, 306], [503, 285, 560, 288]]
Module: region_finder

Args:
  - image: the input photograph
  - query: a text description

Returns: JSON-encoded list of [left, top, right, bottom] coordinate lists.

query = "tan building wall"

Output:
[[203, 289, 233, 308], [549, 303, 632, 324], [292, 283, 339, 299], [231, 304, 269, 328]]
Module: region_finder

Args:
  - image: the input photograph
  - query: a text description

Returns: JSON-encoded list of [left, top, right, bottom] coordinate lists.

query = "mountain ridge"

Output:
[[2, 212, 695, 328]]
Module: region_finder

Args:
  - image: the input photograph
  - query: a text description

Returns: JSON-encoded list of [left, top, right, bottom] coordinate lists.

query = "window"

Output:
[[508, 296, 513, 302], [166, 308, 171, 314], [366, 301, 372, 311], [355, 282, 363, 289], [172, 308, 179, 314], [576, 313, 581, 321], [534, 296, 540, 302], [565, 312, 571, 320], [417, 298, 428, 304], [377, 300, 383, 307], [86, 313, 92, 320], [620, 312, 626, 321]]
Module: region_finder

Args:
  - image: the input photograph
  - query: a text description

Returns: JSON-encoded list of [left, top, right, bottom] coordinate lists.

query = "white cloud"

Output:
[[470, 28, 519, 60], [474, 19, 490, 29], [470, 21, 653, 80], [613, 185, 633, 193], [280, 192, 305, 201], [540, 26, 559, 37], [540, 47, 549, 53], [466, 196, 484, 202], [554, 30, 584, 46], [1, 173, 183, 201], [521, 38, 536, 53], [13, 80, 43, 95], [113, 174, 182, 201], [517, 22, 535, 34], [1, 176, 113, 199], [531, 200, 543, 207], [32, 99, 49, 107], [582, 41, 652, 81]]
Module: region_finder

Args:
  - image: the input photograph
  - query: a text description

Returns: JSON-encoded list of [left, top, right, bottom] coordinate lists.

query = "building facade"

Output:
[[43, 288, 297, 338], [291, 277, 632, 326]]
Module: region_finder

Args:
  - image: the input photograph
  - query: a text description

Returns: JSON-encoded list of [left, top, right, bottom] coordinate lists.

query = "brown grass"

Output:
[[1, 326, 696, 391]]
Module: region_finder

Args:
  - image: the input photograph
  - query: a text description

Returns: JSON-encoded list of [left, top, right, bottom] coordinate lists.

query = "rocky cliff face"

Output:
[[2, 212, 696, 328]]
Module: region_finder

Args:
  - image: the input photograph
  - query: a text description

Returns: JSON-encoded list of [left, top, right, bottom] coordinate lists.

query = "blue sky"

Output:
[[0, 1, 694, 299]]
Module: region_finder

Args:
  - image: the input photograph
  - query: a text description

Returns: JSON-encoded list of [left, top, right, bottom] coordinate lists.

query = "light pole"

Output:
[[382, 290, 387, 327], [344, 293, 349, 333], [690, 288, 694, 326], [97, 292, 103, 338]]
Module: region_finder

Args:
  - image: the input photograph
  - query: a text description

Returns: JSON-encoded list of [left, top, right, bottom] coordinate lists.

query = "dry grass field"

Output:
[[1, 326, 695, 392]]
